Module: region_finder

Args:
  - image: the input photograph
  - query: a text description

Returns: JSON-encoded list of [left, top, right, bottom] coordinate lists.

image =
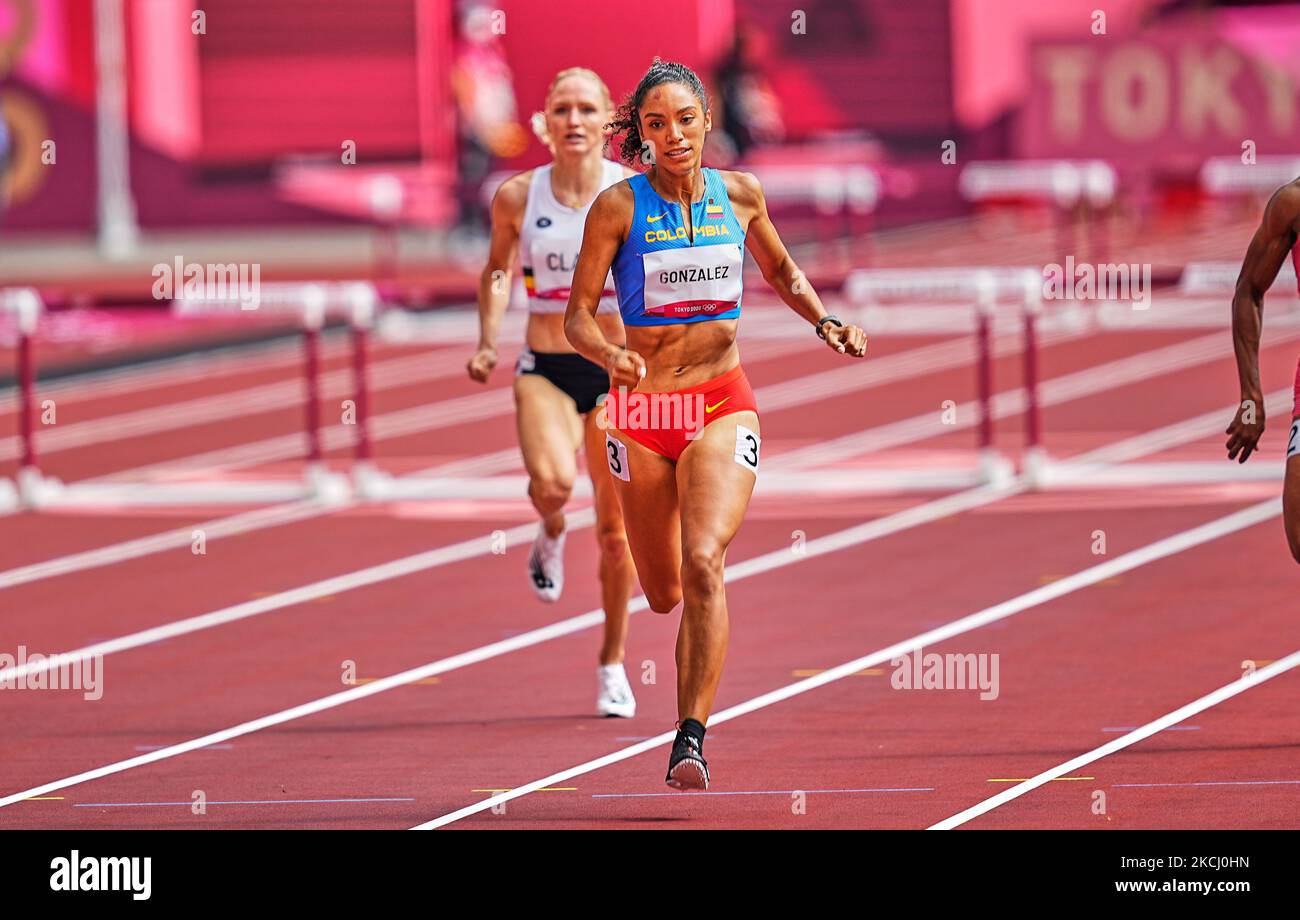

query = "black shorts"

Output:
[[515, 348, 610, 415]]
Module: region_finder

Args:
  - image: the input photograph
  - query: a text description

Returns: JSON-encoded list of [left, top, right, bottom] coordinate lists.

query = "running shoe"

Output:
[[527, 527, 565, 603], [596, 663, 636, 718], [665, 726, 709, 791]]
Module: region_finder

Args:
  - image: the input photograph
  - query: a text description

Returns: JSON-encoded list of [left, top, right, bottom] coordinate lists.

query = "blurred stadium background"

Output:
[[4, 0, 1300, 502], [4, 0, 1300, 833], [0, 0, 1295, 494], [1, 0, 1296, 304]]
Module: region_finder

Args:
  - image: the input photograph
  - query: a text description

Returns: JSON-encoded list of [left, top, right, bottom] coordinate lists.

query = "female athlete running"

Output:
[[565, 61, 867, 789], [467, 68, 641, 717]]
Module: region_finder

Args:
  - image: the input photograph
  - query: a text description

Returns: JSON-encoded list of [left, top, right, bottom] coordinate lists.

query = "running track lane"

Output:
[[419, 497, 1293, 830], [5, 327, 1294, 821], [0, 489, 1283, 828]]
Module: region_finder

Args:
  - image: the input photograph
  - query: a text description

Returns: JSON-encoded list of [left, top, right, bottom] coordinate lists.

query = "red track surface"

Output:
[[1, 299, 1298, 830]]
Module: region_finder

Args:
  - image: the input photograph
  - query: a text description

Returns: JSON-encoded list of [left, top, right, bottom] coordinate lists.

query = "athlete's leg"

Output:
[[515, 373, 584, 536], [606, 428, 684, 613], [673, 411, 760, 723], [583, 409, 636, 663]]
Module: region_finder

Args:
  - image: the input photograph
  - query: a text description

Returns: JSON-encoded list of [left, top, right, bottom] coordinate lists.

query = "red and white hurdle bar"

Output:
[[1, 288, 45, 511], [959, 159, 1118, 264], [843, 267, 1041, 490], [1, 283, 381, 510], [1199, 154, 1300, 198], [845, 265, 1287, 489]]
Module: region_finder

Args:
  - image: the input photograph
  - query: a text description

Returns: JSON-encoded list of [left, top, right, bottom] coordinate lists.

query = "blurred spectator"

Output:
[[714, 22, 785, 163], [451, 1, 524, 236]]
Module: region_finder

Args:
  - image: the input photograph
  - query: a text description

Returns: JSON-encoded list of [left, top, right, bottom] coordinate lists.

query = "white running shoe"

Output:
[[527, 527, 565, 603], [597, 663, 637, 718]]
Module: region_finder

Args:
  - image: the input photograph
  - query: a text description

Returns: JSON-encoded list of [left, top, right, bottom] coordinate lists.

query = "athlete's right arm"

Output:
[[1226, 182, 1300, 462], [564, 183, 645, 388], [467, 175, 527, 383]]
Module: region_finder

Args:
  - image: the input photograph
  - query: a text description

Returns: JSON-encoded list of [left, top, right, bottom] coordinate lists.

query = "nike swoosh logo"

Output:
[[705, 397, 730, 414], [646, 214, 666, 223]]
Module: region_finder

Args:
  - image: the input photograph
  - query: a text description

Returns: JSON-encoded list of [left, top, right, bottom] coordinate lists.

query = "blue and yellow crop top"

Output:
[[612, 168, 745, 326]]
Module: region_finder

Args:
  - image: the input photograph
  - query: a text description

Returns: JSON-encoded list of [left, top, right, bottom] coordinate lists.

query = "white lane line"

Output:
[[1110, 779, 1300, 789], [1059, 388, 1291, 468], [0, 509, 590, 686], [411, 497, 1280, 829], [0, 501, 332, 591], [0, 452, 523, 592], [590, 786, 935, 798], [928, 648, 1300, 830]]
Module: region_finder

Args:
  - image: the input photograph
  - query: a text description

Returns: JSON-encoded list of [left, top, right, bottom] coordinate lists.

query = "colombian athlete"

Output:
[[565, 61, 867, 789], [1225, 177, 1300, 561], [467, 68, 641, 717]]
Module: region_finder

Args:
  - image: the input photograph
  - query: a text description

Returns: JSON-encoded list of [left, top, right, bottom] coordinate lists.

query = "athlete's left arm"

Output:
[[729, 171, 867, 357]]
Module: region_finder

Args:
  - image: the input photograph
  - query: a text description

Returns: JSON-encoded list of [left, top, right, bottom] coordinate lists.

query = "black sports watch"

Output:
[[815, 315, 843, 340]]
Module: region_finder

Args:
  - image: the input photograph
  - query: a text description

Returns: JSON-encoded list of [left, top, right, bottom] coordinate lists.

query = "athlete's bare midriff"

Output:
[[527, 311, 625, 354], [626, 318, 740, 390]]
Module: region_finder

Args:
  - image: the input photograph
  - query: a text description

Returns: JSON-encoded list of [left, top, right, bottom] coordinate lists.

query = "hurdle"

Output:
[[1199, 155, 1300, 199], [1, 288, 62, 510], [2, 283, 380, 509], [750, 162, 880, 264], [1178, 260, 1299, 297], [959, 160, 1118, 263], [842, 267, 1041, 490]]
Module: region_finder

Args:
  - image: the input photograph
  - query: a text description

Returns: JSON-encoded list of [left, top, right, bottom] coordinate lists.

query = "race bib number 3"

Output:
[[642, 244, 743, 318], [606, 433, 631, 482], [734, 425, 760, 474]]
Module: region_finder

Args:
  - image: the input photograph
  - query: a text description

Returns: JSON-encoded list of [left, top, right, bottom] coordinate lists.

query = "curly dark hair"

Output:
[[606, 59, 710, 166]]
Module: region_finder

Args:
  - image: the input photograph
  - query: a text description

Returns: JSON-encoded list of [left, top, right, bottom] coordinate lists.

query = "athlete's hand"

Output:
[[1225, 396, 1265, 463], [824, 323, 868, 357], [606, 345, 647, 389], [467, 345, 498, 383]]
